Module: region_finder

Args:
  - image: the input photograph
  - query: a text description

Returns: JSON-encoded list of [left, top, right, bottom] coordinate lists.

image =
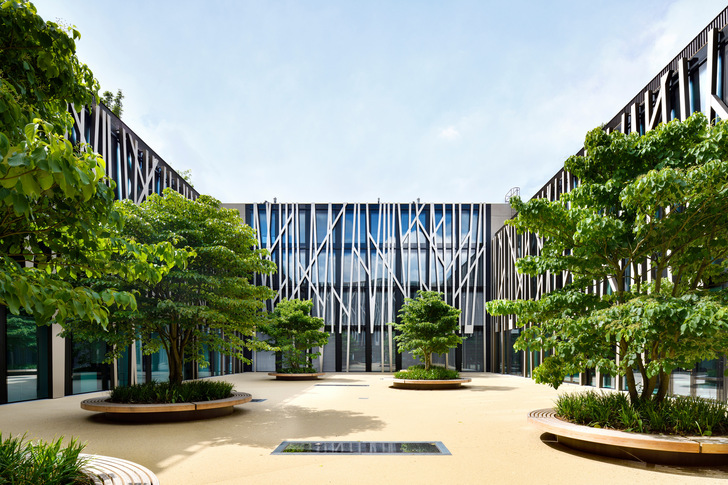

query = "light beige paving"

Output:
[[1, 373, 727, 484]]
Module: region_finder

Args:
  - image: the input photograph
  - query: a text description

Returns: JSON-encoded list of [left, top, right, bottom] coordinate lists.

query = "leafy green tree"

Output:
[[390, 291, 462, 371], [69, 189, 276, 384], [178, 168, 194, 188], [0, 1, 97, 141], [0, 1, 184, 327], [101, 89, 123, 118], [487, 113, 728, 404], [259, 298, 329, 373]]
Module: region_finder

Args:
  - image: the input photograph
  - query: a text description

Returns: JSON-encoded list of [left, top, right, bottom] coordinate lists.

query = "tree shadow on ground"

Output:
[[84, 403, 384, 449], [76, 403, 385, 475], [316, 377, 372, 383], [466, 385, 517, 392], [538, 433, 728, 479]]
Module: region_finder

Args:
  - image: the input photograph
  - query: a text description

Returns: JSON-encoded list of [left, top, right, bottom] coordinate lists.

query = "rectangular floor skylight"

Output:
[[272, 441, 450, 455]]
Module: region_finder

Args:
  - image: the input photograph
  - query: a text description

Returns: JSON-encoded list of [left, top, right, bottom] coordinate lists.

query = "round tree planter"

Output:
[[81, 391, 252, 423], [268, 372, 325, 381], [529, 408, 728, 466], [81, 454, 159, 485], [391, 377, 471, 390]]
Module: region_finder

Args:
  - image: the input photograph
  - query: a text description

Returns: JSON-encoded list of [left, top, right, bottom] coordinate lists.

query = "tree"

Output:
[[0, 1, 97, 141], [391, 291, 462, 371], [258, 298, 329, 373], [68, 189, 277, 384], [0, 1, 184, 327], [178, 168, 194, 188], [101, 89, 123, 118], [487, 113, 728, 404]]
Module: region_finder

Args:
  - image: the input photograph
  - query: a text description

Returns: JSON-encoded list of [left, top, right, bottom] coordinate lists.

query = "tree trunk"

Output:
[[424, 351, 431, 371], [166, 323, 184, 385], [641, 374, 657, 401], [624, 368, 638, 402], [620, 340, 639, 402], [655, 370, 670, 403], [636, 354, 656, 401], [168, 349, 184, 385]]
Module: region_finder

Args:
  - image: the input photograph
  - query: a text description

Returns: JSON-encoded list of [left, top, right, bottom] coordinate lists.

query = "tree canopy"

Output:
[[391, 290, 462, 371], [0, 0, 97, 140], [487, 113, 728, 403], [101, 89, 123, 118], [67, 190, 276, 384], [0, 1, 184, 327], [259, 298, 329, 373]]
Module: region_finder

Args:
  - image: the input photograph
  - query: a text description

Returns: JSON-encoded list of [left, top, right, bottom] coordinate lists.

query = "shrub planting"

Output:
[[0, 434, 91, 484], [394, 365, 459, 380], [555, 390, 728, 436], [109, 380, 234, 404]]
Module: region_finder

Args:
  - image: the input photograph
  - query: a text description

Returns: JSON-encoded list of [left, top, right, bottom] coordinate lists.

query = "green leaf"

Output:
[[0, 132, 9, 155], [11, 194, 29, 216]]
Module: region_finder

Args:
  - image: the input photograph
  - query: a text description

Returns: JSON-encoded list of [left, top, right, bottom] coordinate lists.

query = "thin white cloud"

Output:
[[438, 126, 461, 140]]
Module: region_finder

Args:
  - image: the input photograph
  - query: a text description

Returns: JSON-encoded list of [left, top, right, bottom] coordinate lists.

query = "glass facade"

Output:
[[5, 312, 50, 402], [245, 202, 494, 372], [69, 339, 111, 395]]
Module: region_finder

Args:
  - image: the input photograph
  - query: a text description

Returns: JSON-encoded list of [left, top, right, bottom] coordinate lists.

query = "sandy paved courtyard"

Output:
[[1, 372, 727, 484]]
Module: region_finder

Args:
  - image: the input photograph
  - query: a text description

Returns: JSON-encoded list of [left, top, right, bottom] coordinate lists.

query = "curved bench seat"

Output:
[[528, 408, 728, 465], [81, 454, 159, 485], [81, 391, 252, 422], [391, 377, 471, 390], [268, 372, 325, 380]]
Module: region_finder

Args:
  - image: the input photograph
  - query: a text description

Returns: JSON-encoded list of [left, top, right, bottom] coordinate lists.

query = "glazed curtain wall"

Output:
[[491, 17, 728, 399], [246, 202, 491, 372]]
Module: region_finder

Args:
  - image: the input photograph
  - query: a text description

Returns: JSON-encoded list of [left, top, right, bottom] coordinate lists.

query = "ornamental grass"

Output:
[[555, 390, 728, 436], [394, 365, 460, 380], [0, 434, 91, 485], [109, 380, 234, 404]]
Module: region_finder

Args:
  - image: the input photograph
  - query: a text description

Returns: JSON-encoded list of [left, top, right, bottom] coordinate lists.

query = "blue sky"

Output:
[[31, 0, 728, 203]]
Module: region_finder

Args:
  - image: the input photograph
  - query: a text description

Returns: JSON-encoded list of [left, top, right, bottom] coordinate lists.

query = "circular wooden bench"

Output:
[[81, 391, 252, 422], [268, 372, 325, 380], [391, 377, 471, 390], [81, 454, 159, 485], [528, 408, 728, 465]]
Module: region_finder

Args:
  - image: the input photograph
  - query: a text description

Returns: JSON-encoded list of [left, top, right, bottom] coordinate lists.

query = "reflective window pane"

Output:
[[71, 338, 110, 394], [7, 313, 49, 402]]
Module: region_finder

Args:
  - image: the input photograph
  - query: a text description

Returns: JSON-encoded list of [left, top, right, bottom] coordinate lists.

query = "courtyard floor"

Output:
[[1, 372, 728, 484]]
